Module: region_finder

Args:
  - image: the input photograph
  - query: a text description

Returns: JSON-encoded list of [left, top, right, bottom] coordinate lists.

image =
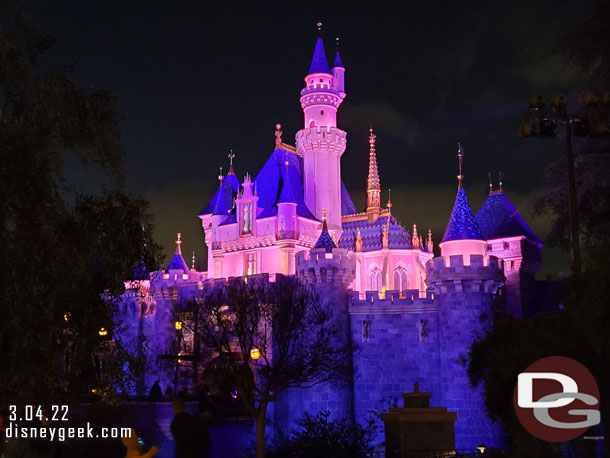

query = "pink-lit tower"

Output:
[[296, 27, 347, 233]]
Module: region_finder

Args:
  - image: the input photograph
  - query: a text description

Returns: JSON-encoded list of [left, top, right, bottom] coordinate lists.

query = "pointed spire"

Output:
[[278, 165, 297, 204], [442, 188, 484, 242], [412, 224, 420, 248], [166, 232, 190, 273], [313, 207, 337, 253], [382, 218, 390, 249], [355, 227, 363, 252], [387, 188, 392, 213], [427, 229, 434, 253], [175, 232, 182, 255], [333, 37, 344, 68], [488, 172, 493, 195], [228, 150, 235, 175], [218, 166, 224, 183], [191, 251, 196, 271], [275, 123, 283, 148], [322, 208, 328, 232], [366, 128, 382, 217], [499, 171, 503, 193], [457, 142, 464, 188], [307, 30, 331, 75]]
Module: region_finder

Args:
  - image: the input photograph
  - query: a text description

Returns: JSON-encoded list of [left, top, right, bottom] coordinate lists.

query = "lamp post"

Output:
[[519, 91, 610, 278]]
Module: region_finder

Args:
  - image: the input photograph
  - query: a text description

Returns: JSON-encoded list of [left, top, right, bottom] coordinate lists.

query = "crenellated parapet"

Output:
[[425, 254, 505, 295], [296, 247, 355, 286], [295, 126, 347, 157]]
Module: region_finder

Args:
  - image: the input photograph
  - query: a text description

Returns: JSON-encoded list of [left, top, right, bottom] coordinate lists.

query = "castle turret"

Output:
[[296, 29, 347, 232], [166, 233, 190, 275], [439, 144, 487, 264], [426, 255, 505, 449], [475, 177, 543, 317], [332, 45, 345, 95]]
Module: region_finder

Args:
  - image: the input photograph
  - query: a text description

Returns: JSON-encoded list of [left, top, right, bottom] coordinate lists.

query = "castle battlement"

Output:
[[295, 126, 347, 156], [296, 247, 356, 285], [426, 254, 505, 294], [348, 289, 435, 311]]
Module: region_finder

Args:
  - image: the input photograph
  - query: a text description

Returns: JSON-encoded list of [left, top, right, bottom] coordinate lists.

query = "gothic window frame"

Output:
[[241, 201, 253, 236]]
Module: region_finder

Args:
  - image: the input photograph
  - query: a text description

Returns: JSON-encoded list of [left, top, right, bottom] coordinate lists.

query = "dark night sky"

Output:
[[23, 0, 593, 277]]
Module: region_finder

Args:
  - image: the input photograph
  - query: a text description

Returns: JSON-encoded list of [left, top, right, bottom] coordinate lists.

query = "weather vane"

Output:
[[228, 150, 235, 174]]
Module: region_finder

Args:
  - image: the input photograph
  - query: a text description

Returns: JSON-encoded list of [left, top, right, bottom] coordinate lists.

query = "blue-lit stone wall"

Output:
[[427, 255, 506, 449], [348, 292, 441, 444]]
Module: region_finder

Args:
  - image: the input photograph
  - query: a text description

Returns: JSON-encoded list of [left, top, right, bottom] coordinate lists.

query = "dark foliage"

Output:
[[0, 4, 163, 404], [264, 411, 378, 458]]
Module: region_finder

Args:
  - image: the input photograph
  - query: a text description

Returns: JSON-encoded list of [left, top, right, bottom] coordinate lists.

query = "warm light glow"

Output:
[[175, 321, 183, 331], [177, 359, 182, 364], [98, 328, 108, 337], [182, 274, 188, 280], [476, 444, 487, 454], [250, 348, 261, 360], [64, 313, 70, 322]]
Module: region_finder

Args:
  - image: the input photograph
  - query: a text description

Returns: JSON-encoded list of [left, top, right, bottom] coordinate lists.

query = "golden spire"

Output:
[[356, 228, 362, 252], [387, 188, 392, 214], [457, 142, 464, 188], [191, 251, 196, 271], [412, 224, 420, 249], [366, 128, 382, 219], [275, 123, 283, 148], [427, 229, 434, 253], [488, 172, 493, 195], [228, 150, 235, 175], [499, 171, 503, 192], [218, 166, 224, 183], [322, 208, 328, 232], [175, 233, 182, 255]]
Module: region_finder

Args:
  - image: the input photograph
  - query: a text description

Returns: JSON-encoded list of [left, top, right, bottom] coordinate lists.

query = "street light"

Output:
[[518, 91, 610, 277]]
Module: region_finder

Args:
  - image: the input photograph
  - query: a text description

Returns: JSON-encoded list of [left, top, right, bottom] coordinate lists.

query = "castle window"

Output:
[[310, 120, 315, 127], [242, 202, 253, 235], [393, 268, 408, 293], [503, 241, 510, 250], [319, 78, 323, 82], [369, 268, 382, 292], [245, 252, 256, 276], [320, 110, 324, 115]]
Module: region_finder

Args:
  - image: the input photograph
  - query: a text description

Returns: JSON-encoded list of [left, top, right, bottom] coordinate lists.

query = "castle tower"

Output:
[[426, 255, 505, 449], [296, 30, 347, 231], [366, 128, 382, 222], [439, 144, 487, 264], [475, 177, 543, 317], [426, 144, 505, 448]]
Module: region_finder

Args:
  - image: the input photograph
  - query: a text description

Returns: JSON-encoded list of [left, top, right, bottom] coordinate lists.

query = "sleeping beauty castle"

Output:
[[118, 32, 544, 451]]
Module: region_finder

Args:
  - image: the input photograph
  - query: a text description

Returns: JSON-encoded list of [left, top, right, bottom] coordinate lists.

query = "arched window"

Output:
[[242, 202, 252, 235], [393, 268, 408, 292], [368, 268, 382, 292]]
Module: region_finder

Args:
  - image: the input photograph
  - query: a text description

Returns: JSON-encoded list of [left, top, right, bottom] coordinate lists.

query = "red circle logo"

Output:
[[513, 356, 600, 442]]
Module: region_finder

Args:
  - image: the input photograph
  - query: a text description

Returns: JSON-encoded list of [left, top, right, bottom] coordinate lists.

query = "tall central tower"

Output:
[[295, 34, 347, 231]]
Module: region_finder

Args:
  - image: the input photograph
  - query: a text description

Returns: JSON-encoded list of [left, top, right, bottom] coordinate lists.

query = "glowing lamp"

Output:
[[476, 444, 487, 454], [518, 122, 536, 138], [580, 91, 599, 106], [250, 348, 261, 360], [549, 94, 566, 108], [175, 321, 183, 331], [64, 313, 70, 322], [98, 328, 108, 337], [177, 359, 182, 364], [527, 95, 544, 110]]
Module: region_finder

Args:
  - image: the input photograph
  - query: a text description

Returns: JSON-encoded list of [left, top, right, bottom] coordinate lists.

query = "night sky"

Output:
[[25, 0, 593, 277]]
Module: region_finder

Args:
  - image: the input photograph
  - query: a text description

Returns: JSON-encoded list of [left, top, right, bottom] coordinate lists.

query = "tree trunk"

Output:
[[256, 401, 268, 458]]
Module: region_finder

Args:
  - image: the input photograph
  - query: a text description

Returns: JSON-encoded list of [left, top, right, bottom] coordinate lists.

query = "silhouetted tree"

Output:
[[0, 4, 163, 404], [186, 275, 352, 458]]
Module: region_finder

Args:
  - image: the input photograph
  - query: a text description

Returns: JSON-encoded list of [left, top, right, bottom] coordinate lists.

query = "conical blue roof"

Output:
[[277, 165, 298, 204], [308, 37, 331, 75], [442, 188, 484, 242], [198, 173, 240, 216], [314, 225, 337, 253], [166, 253, 189, 273], [476, 192, 542, 243], [333, 51, 344, 68]]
